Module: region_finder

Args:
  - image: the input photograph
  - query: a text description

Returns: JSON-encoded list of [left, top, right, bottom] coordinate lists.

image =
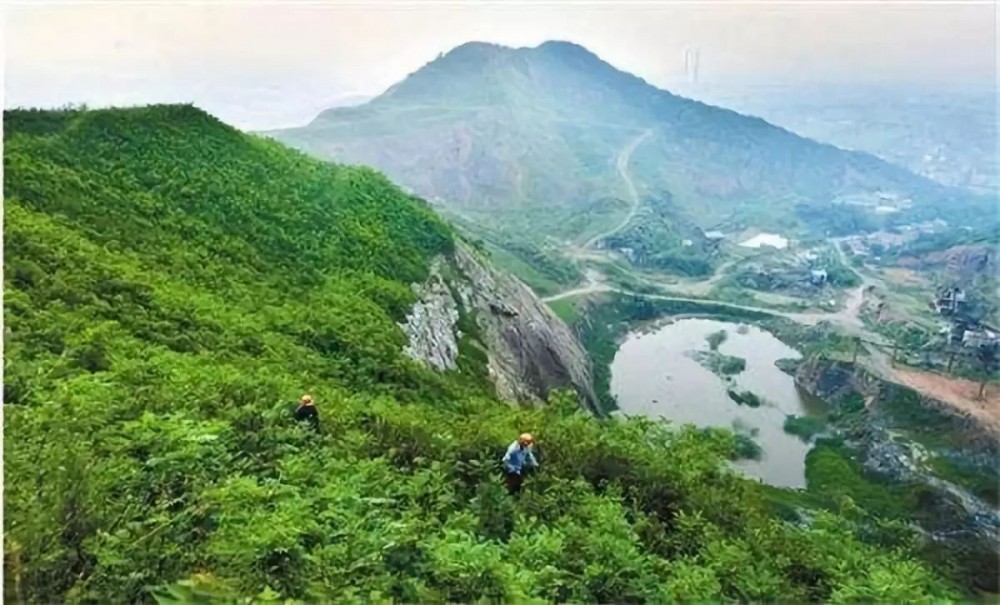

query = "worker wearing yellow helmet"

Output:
[[294, 393, 319, 433], [501, 433, 539, 495]]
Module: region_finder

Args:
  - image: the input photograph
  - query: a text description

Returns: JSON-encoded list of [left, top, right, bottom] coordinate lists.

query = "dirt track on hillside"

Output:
[[890, 367, 1000, 435], [582, 130, 652, 249]]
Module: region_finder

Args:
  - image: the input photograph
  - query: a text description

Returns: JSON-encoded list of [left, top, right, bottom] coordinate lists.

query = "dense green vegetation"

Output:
[[694, 351, 747, 377], [784, 415, 828, 442], [546, 297, 585, 325], [731, 433, 764, 461], [602, 189, 716, 277], [727, 390, 764, 408], [788, 362, 1000, 596], [4, 106, 961, 602], [805, 440, 921, 521], [762, 320, 859, 361]]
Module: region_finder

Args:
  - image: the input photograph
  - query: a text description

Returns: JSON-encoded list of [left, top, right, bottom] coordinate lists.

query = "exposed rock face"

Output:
[[399, 241, 597, 410], [454, 243, 596, 409], [398, 261, 460, 371]]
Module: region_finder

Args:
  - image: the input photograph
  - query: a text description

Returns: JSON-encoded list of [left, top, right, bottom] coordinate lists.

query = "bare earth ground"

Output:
[[890, 367, 1000, 435]]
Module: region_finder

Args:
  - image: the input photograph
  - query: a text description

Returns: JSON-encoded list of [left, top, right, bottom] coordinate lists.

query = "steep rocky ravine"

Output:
[[399, 241, 597, 410]]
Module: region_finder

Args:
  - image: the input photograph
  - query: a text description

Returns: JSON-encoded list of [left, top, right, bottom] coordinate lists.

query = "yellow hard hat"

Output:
[[519, 433, 534, 445], [300, 394, 314, 404]]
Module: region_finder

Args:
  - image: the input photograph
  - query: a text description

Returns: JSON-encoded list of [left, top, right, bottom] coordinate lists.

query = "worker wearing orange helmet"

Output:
[[501, 433, 539, 495], [294, 393, 320, 433]]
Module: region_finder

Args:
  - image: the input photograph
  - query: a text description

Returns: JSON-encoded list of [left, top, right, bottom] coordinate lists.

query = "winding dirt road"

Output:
[[547, 134, 885, 350], [545, 238, 891, 355], [582, 130, 653, 249]]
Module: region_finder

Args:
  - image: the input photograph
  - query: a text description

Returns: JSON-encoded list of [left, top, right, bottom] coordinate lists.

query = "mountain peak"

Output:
[[451, 40, 503, 52], [371, 39, 632, 108], [440, 40, 505, 60], [434, 40, 602, 66], [536, 40, 600, 59]]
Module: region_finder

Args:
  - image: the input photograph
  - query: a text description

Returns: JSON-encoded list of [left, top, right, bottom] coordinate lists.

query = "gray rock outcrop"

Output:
[[398, 241, 597, 410], [398, 261, 460, 371]]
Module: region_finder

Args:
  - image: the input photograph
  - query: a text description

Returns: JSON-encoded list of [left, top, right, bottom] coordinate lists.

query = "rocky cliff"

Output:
[[399, 241, 597, 410]]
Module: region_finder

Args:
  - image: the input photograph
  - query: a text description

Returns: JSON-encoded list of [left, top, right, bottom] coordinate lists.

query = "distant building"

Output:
[[704, 230, 726, 240], [962, 327, 1000, 349], [948, 317, 972, 345], [934, 286, 967, 315], [809, 269, 828, 285]]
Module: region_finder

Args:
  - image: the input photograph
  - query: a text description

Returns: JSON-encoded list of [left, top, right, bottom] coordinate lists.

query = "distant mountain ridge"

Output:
[[269, 41, 988, 267]]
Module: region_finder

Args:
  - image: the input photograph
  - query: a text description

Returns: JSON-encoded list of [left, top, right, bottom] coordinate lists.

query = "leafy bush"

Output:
[[2, 106, 960, 603], [805, 441, 915, 519], [783, 415, 827, 442], [728, 389, 763, 408], [732, 434, 764, 460], [694, 351, 747, 377]]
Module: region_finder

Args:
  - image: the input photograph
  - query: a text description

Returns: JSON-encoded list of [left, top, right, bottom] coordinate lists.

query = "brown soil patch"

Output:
[[891, 367, 1000, 434]]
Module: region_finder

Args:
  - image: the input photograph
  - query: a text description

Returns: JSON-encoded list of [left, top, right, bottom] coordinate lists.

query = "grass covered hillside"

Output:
[[3, 106, 958, 602]]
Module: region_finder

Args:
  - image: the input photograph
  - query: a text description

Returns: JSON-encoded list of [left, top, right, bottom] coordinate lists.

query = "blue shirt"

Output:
[[502, 441, 538, 474]]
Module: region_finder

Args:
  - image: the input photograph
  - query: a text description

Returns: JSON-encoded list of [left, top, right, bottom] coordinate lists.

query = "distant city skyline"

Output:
[[5, 1, 996, 129]]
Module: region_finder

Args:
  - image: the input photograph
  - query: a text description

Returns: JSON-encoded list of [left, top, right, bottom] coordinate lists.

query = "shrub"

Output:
[[783, 415, 827, 442]]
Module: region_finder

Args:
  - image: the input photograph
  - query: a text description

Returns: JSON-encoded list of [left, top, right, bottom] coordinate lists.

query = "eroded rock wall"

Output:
[[398, 242, 597, 410]]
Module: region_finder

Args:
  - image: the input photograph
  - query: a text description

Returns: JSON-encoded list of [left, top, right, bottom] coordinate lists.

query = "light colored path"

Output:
[[582, 130, 653, 249]]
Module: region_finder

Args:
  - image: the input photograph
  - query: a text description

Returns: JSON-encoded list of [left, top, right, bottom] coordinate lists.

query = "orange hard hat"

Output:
[[518, 433, 534, 445]]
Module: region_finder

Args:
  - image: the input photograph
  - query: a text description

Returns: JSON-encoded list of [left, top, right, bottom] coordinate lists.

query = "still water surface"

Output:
[[610, 318, 826, 488]]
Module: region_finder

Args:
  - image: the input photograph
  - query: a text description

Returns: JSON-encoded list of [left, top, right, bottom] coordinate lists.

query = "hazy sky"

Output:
[[4, 1, 997, 129]]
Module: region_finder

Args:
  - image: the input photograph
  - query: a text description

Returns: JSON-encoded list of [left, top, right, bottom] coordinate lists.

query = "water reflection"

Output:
[[610, 318, 827, 488]]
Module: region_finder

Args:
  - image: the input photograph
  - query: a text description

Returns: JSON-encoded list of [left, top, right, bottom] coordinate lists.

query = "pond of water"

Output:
[[610, 318, 827, 488]]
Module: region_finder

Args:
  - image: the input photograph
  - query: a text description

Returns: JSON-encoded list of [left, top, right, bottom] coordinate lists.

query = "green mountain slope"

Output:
[[4, 106, 956, 602], [270, 41, 989, 250]]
